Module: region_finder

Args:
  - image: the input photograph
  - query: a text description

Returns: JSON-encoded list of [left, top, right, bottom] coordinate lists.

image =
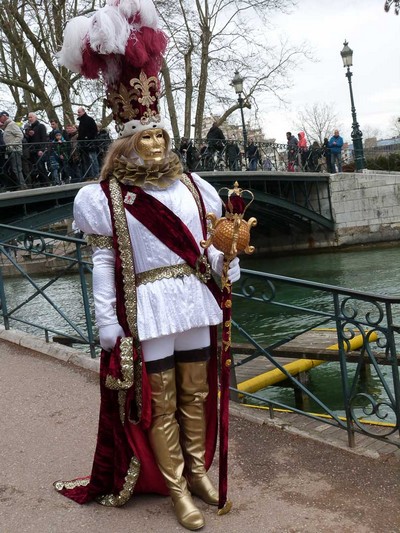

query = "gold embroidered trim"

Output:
[[87, 234, 113, 249], [108, 177, 143, 424], [53, 478, 90, 491], [96, 456, 141, 507], [109, 177, 138, 339], [181, 174, 203, 217], [105, 337, 134, 390], [136, 263, 195, 285]]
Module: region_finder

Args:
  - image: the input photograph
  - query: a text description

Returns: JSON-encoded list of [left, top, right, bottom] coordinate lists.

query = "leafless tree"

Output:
[[0, 0, 310, 140], [296, 103, 340, 146], [0, 0, 106, 126], [157, 0, 311, 142]]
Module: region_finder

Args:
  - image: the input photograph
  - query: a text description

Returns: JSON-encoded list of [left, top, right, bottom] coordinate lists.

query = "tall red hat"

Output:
[[58, 0, 168, 138]]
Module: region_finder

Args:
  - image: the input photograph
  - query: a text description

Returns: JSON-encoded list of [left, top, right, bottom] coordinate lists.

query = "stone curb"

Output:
[[0, 326, 100, 374]]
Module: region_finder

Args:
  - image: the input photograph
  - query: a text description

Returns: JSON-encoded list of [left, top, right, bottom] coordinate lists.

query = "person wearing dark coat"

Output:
[[25, 112, 49, 186], [246, 139, 260, 171], [77, 107, 100, 179], [225, 140, 241, 170], [206, 122, 225, 153]]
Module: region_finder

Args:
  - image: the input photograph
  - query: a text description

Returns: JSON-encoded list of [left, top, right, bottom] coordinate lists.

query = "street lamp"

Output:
[[340, 40, 365, 171], [231, 70, 248, 164]]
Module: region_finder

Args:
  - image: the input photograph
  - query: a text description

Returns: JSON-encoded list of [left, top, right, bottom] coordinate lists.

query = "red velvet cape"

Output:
[[54, 175, 220, 504]]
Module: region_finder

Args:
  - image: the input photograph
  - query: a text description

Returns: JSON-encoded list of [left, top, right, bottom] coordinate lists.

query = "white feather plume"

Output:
[[57, 16, 90, 72], [137, 0, 159, 29], [107, 0, 141, 20], [88, 5, 130, 55]]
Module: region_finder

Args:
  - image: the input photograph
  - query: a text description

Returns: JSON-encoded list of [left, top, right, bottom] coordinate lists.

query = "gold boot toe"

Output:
[[189, 475, 219, 506], [173, 493, 205, 530]]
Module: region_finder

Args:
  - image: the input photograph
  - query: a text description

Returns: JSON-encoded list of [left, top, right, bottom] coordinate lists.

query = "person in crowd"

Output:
[[24, 112, 49, 187], [55, 2, 240, 530], [322, 137, 332, 173], [48, 130, 69, 185], [225, 139, 241, 170], [48, 118, 69, 142], [0, 110, 26, 189], [263, 155, 273, 171], [178, 138, 199, 172], [65, 124, 82, 182], [307, 141, 322, 172], [206, 121, 225, 154], [286, 131, 298, 172], [96, 122, 112, 168], [246, 138, 260, 171], [297, 131, 308, 171], [76, 107, 99, 179], [328, 129, 344, 173]]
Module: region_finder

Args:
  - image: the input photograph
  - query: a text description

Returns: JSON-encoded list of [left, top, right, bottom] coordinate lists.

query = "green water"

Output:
[[235, 245, 400, 420]]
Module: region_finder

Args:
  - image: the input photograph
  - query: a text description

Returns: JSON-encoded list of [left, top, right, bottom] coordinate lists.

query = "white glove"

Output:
[[208, 246, 241, 283], [227, 256, 241, 283], [99, 323, 125, 351]]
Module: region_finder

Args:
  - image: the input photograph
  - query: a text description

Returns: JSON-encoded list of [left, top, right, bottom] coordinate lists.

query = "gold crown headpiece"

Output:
[[58, 0, 167, 138]]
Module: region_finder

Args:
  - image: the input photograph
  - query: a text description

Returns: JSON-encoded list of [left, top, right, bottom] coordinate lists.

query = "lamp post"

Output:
[[231, 70, 248, 165], [340, 40, 365, 171]]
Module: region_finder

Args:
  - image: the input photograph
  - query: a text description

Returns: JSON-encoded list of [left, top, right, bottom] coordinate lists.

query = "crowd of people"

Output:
[[178, 123, 344, 174], [0, 109, 346, 191], [0, 108, 112, 191], [285, 130, 344, 173]]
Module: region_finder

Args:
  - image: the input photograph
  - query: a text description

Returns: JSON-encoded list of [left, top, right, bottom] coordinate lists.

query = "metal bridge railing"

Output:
[[0, 224, 399, 448]]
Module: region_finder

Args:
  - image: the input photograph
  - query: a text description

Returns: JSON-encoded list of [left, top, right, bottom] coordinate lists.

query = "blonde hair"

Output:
[[100, 129, 171, 180]]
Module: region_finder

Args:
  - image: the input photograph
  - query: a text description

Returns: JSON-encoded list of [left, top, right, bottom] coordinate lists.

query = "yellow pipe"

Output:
[[327, 330, 378, 351], [237, 331, 378, 394], [237, 358, 323, 394]]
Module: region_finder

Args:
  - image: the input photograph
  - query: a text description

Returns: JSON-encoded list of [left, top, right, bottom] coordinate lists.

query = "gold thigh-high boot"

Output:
[[175, 348, 219, 506], [146, 356, 205, 531]]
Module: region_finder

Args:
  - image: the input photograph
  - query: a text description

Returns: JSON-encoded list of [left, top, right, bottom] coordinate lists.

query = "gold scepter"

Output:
[[201, 181, 257, 514]]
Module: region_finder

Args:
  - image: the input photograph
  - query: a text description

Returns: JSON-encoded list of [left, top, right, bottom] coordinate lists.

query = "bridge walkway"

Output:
[[1, 330, 399, 533]]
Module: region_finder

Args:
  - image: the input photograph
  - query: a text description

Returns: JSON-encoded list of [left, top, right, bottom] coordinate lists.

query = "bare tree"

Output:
[[157, 0, 311, 142], [0, 0, 107, 125], [296, 103, 340, 145], [0, 0, 309, 140]]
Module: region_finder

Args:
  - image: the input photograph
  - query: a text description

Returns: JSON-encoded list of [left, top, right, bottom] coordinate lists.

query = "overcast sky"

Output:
[[258, 0, 400, 144]]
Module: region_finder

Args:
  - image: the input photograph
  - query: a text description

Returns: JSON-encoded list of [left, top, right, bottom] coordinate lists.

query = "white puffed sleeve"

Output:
[[73, 183, 113, 237], [74, 183, 120, 329]]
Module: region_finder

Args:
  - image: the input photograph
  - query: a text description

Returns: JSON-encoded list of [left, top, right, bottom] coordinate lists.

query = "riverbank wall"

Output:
[[255, 170, 400, 255]]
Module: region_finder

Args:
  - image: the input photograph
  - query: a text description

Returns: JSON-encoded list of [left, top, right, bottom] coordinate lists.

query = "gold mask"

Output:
[[135, 128, 166, 161]]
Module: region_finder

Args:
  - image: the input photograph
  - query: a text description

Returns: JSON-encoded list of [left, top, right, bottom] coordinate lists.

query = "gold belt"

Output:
[[136, 258, 211, 286], [136, 263, 196, 286]]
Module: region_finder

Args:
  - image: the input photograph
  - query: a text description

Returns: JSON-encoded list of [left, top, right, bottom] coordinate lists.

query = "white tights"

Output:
[[141, 326, 210, 362]]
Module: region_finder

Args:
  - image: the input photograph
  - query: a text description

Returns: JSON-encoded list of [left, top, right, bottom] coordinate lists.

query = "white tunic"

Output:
[[73, 174, 223, 341]]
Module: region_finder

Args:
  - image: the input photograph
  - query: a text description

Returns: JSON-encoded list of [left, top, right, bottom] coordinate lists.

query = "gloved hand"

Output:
[[208, 247, 241, 283], [99, 323, 125, 351], [227, 256, 241, 283]]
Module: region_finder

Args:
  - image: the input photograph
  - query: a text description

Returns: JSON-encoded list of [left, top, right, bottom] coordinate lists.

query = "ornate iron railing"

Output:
[[0, 224, 399, 448]]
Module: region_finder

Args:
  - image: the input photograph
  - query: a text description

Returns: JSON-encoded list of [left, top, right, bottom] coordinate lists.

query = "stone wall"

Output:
[[330, 170, 400, 246]]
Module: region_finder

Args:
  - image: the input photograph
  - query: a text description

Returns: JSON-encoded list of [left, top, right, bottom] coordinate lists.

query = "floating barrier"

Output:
[[237, 330, 378, 395]]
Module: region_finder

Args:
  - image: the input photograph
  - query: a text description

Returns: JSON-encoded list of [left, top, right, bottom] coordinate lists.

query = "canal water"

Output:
[[238, 244, 400, 420], [3, 244, 400, 420]]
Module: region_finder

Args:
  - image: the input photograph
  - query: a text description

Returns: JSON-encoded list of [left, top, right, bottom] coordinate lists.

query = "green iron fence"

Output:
[[0, 223, 399, 449]]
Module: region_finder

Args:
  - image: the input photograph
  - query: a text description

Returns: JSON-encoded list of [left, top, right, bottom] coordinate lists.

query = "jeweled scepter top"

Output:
[[201, 180, 257, 286]]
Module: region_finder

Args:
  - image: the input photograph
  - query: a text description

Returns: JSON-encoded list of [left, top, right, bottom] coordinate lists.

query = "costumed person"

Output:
[[53, 1, 240, 531]]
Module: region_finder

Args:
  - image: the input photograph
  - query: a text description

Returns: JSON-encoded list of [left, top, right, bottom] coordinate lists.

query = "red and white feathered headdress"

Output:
[[58, 0, 168, 138]]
